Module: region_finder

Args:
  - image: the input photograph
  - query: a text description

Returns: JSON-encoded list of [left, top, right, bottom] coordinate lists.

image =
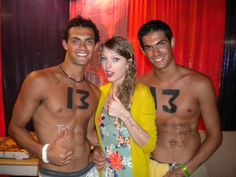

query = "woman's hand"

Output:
[[107, 94, 130, 121]]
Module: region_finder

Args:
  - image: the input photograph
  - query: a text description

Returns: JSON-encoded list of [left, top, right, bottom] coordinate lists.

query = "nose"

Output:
[[105, 60, 112, 69], [78, 41, 86, 49], [152, 46, 160, 57]]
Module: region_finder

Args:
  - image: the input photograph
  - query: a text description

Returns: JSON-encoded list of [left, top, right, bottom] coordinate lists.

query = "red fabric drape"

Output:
[[70, 0, 129, 40], [69, 0, 225, 130], [128, 0, 225, 95], [0, 1, 6, 136], [128, 0, 226, 129]]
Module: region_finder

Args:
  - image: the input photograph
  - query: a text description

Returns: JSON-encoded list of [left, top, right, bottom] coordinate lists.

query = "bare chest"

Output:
[[35, 83, 98, 123], [149, 86, 200, 122]]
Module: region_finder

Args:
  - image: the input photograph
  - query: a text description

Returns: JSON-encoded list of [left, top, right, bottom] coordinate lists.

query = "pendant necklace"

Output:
[[58, 64, 85, 83]]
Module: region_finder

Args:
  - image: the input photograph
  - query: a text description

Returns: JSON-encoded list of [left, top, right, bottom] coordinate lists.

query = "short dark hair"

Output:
[[138, 20, 173, 49], [62, 15, 100, 43]]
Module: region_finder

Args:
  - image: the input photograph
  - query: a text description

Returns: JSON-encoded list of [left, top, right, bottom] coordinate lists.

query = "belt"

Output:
[[167, 162, 182, 170], [151, 157, 182, 171]]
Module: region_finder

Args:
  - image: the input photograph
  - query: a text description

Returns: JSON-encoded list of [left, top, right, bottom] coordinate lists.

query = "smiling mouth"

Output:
[[76, 53, 88, 57], [153, 57, 164, 62]]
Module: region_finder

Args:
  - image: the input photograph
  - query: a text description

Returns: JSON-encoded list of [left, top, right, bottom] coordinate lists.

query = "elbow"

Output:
[[8, 122, 14, 137], [142, 136, 157, 153], [210, 130, 223, 149], [8, 121, 18, 139]]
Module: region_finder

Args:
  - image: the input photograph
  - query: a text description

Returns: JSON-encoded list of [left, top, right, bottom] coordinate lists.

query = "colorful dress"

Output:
[[95, 83, 157, 177], [99, 109, 133, 177]]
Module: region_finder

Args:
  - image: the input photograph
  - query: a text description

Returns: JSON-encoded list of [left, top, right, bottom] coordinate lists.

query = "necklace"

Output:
[[58, 64, 86, 83]]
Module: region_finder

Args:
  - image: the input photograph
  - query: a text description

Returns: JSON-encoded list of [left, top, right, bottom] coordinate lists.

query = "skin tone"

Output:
[[140, 30, 222, 177], [9, 26, 100, 172], [93, 47, 150, 170]]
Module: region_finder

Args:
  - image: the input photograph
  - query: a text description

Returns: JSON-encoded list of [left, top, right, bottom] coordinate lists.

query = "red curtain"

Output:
[[70, 0, 225, 94], [128, 0, 225, 129], [71, 0, 225, 130], [128, 0, 226, 96], [69, 0, 225, 129], [0, 1, 6, 136], [70, 0, 129, 40]]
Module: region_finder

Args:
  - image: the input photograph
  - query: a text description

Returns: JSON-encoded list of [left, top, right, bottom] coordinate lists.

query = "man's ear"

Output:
[[171, 37, 175, 48], [62, 39, 68, 50]]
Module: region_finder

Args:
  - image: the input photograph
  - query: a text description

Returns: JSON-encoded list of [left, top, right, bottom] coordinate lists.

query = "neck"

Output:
[[153, 62, 179, 81], [59, 63, 86, 83], [111, 84, 118, 93]]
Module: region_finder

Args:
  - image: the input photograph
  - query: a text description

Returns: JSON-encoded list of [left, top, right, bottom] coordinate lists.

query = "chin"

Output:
[[107, 78, 114, 82]]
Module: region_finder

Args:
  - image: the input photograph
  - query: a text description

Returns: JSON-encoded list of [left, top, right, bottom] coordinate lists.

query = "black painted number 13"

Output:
[[150, 87, 180, 113], [67, 87, 89, 109]]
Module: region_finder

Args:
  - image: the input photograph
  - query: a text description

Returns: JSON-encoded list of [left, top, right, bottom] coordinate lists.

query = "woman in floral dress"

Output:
[[94, 36, 157, 177]]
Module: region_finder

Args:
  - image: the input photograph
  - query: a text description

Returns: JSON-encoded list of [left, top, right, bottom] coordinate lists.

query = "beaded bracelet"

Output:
[[181, 164, 190, 177]]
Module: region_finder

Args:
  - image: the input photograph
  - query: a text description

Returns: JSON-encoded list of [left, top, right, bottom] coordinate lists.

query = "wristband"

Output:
[[182, 164, 190, 177], [42, 144, 50, 163]]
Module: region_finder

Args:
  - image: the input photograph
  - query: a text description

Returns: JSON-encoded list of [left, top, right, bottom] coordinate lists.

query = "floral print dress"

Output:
[[98, 109, 133, 177]]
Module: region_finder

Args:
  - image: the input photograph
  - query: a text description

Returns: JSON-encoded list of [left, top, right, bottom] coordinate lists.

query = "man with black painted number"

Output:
[[9, 15, 101, 177], [138, 20, 222, 177]]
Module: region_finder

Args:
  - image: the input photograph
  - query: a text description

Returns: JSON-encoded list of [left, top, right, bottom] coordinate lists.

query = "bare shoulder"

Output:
[[21, 66, 59, 94], [25, 66, 57, 83], [180, 66, 214, 91], [138, 71, 155, 86]]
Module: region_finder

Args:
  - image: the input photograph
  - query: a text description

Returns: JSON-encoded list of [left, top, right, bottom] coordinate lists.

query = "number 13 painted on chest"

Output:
[[67, 87, 89, 109], [150, 87, 180, 113]]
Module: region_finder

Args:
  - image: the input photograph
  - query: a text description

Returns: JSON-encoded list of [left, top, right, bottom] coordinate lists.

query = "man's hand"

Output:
[[46, 131, 73, 166], [163, 168, 186, 177], [92, 146, 106, 170]]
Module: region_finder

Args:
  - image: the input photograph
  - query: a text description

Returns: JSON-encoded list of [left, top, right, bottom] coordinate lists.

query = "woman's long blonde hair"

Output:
[[101, 36, 137, 109]]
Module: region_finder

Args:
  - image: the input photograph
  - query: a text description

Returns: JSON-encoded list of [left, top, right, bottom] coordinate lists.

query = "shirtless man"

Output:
[[8, 15, 101, 177], [138, 20, 222, 177]]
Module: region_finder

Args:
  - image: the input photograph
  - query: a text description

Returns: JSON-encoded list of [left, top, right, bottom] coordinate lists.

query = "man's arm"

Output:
[[87, 87, 101, 146], [87, 113, 106, 170], [87, 111, 100, 146], [184, 77, 223, 174], [9, 72, 73, 166], [8, 72, 44, 158], [87, 91, 106, 170], [165, 76, 222, 177]]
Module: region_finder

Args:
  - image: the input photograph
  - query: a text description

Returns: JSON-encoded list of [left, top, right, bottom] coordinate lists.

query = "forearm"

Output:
[[87, 129, 100, 146], [185, 132, 222, 174], [9, 124, 42, 159], [122, 112, 150, 147]]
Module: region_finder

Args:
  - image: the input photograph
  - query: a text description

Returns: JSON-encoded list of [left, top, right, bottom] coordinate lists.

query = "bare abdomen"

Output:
[[153, 125, 201, 163]]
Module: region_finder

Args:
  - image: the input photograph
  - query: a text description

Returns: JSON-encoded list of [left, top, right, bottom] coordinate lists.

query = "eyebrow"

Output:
[[70, 36, 95, 41], [144, 39, 168, 48]]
